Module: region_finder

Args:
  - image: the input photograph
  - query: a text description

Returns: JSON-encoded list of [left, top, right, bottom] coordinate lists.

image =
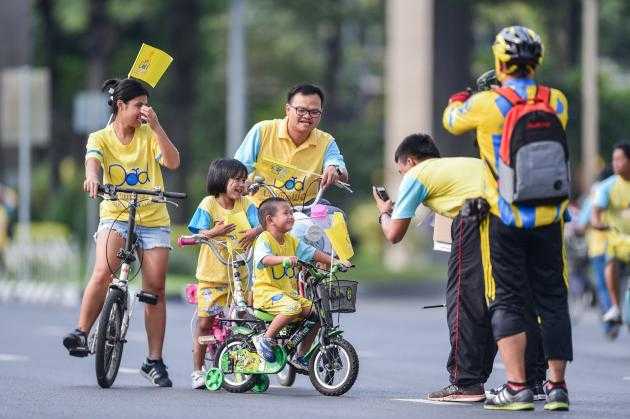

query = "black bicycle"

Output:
[[90, 184, 186, 388]]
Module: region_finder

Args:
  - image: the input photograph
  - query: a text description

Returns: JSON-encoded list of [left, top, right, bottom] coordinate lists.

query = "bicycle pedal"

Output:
[[137, 290, 158, 305]]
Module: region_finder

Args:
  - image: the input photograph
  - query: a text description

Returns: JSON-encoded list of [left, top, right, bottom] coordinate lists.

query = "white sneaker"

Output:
[[602, 305, 622, 323], [191, 370, 206, 389]]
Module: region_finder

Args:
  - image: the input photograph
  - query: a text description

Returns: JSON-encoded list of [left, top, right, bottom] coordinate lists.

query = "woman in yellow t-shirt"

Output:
[[63, 78, 180, 387]]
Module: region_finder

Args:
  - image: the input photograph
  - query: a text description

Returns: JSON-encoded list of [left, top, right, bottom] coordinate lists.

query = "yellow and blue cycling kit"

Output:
[[443, 78, 569, 228]]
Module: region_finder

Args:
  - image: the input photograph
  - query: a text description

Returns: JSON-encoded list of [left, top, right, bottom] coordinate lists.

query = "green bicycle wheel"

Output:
[[205, 367, 224, 391], [251, 374, 270, 393]]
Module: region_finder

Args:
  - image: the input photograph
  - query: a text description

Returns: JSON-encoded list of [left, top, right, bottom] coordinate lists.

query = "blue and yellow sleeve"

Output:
[[188, 203, 213, 234], [442, 92, 488, 135], [245, 200, 261, 227], [253, 236, 273, 269], [594, 176, 616, 209], [391, 173, 429, 220], [85, 133, 104, 164], [295, 238, 317, 262]]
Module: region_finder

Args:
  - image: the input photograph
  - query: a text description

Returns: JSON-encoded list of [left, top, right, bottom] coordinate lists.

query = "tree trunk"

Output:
[[432, 0, 475, 157], [163, 0, 200, 222]]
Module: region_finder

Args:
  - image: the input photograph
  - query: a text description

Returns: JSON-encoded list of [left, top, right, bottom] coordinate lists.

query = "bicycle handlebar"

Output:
[[97, 184, 187, 199]]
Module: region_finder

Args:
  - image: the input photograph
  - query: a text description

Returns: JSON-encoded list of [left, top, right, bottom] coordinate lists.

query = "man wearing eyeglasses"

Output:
[[235, 83, 348, 206]]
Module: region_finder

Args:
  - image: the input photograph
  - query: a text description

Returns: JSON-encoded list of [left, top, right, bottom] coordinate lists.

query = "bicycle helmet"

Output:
[[492, 26, 543, 76]]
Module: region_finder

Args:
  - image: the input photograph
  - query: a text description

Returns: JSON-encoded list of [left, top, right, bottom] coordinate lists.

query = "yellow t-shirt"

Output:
[[252, 231, 316, 306], [443, 78, 569, 228], [391, 158, 484, 220], [235, 118, 346, 206], [188, 196, 260, 284], [85, 124, 170, 227]]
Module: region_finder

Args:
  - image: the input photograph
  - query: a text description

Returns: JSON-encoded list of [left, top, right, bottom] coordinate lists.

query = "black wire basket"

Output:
[[318, 279, 358, 313]]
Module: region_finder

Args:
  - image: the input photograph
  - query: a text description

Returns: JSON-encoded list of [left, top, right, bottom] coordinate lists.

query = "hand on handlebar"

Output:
[[84, 177, 100, 199], [321, 165, 341, 190], [238, 227, 261, 249], [282, 256, 299, 268]]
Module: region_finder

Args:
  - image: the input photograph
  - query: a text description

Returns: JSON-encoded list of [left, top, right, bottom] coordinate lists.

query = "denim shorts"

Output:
[[94, 220, 172, 250]]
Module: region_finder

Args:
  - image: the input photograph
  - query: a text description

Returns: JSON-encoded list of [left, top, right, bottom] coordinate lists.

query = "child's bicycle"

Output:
[[88, 184, 186, 388], [248, 175, 354, 386], [205, 260, 359, 396], [178, 234, 253, 362]]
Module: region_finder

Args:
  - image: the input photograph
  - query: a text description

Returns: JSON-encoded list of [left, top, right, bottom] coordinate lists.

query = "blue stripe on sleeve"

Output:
[[555, 98, 564, 114], [492, 134, 502, 169], [188, 207, 213, 234], [495, 96, 512, 117], [323, 139, 347, 171], [391, 174, 429, 220], [594, 176, 617, 209], [296, 238, 317, 262], [234, 123, 262, 174], [246, 202, 260, 227], [253, 237, 273, 269]]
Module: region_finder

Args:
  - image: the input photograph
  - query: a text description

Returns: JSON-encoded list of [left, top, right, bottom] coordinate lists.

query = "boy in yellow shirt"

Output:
[[252, 197, 338, 370]]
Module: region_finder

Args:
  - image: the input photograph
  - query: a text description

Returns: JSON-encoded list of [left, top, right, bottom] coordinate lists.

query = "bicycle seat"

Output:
[[254, 309, 275, 322]]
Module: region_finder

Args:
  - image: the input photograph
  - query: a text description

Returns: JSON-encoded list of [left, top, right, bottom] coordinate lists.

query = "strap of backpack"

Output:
[[535, 85, 551, 105], [492, 86, 525, 106]]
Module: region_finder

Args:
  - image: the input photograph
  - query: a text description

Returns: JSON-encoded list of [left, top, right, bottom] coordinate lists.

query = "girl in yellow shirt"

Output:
[[187, 159, 262, 389], [63, 78, 180, 388]]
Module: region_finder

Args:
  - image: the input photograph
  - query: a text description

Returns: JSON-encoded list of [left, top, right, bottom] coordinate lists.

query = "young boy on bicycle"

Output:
[[252, 197, 340, 371], [187, 159, 262, 389]]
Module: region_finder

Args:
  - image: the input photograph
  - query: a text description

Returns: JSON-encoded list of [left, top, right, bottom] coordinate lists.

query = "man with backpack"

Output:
[[442, 26, 572, 411]]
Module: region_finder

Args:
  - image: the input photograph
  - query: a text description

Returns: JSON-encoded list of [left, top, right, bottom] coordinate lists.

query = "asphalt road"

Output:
[[1, 294, 629, 418]]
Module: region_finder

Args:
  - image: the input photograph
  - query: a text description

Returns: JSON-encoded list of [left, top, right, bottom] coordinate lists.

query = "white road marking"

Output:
[[392, 398, 474, 406], [623, 376, 630, 381], [119, 367, 139, 374], [0, 353, 29, 362]]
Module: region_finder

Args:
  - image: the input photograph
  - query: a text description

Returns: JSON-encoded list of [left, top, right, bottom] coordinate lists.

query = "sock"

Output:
[[507, 381, 527, 393], [546, 380, 566, 389], [147, 358, 162, 364]]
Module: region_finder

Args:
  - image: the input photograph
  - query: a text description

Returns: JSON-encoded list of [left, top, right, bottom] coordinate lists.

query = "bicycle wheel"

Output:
[[213, 335, 256, 393], [309, 338, 359, 396], [95, 288, 126, 388], [276, 364, 296, 387]]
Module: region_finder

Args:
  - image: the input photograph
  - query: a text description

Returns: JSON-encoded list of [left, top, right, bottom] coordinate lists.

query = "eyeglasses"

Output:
[[288, 105, 322, 118]]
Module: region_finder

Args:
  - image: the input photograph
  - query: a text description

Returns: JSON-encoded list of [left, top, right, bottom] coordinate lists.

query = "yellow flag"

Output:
[[128, 43, 173, 88], [324, 212, 354, 262]]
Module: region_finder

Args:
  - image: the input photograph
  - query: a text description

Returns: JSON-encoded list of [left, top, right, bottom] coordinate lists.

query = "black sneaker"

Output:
[[62, 329, 89, 357], [544, 382, 569, 411], [140, 359, 173, 387], [484, 383, 534, 411], [427, 383, 486, 402]]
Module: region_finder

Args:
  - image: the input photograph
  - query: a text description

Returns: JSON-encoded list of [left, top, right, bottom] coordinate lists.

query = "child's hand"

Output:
[[205, 221, 236, 238], [238, 227, 260, 249], [283, 256, 299, 268]]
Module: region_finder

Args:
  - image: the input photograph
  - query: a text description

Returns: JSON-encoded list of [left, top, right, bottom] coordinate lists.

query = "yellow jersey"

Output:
[[252, 231, 316, 305], [234, 118, 346, 206], [443, 77, 569, 228], [391, 157, 484, 220], [188, 196, 260, 283], [85, 124, 170, 227]]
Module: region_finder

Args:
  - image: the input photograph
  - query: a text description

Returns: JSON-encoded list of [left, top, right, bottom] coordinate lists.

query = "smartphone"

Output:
[[374, 186, 390, 201]]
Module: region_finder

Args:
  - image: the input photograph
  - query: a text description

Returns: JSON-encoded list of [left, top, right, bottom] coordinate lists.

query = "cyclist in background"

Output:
[[186, 158, 261, 389], [63, 77, 180, 387], [591, 143, 630, 331]]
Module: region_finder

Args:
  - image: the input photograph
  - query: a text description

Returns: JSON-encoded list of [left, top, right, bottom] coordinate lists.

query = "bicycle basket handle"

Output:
[[178, 235, 200, 247]]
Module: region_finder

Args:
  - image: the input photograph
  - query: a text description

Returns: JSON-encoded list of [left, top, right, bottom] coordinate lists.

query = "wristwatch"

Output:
[[331, 165, 343, 177]]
